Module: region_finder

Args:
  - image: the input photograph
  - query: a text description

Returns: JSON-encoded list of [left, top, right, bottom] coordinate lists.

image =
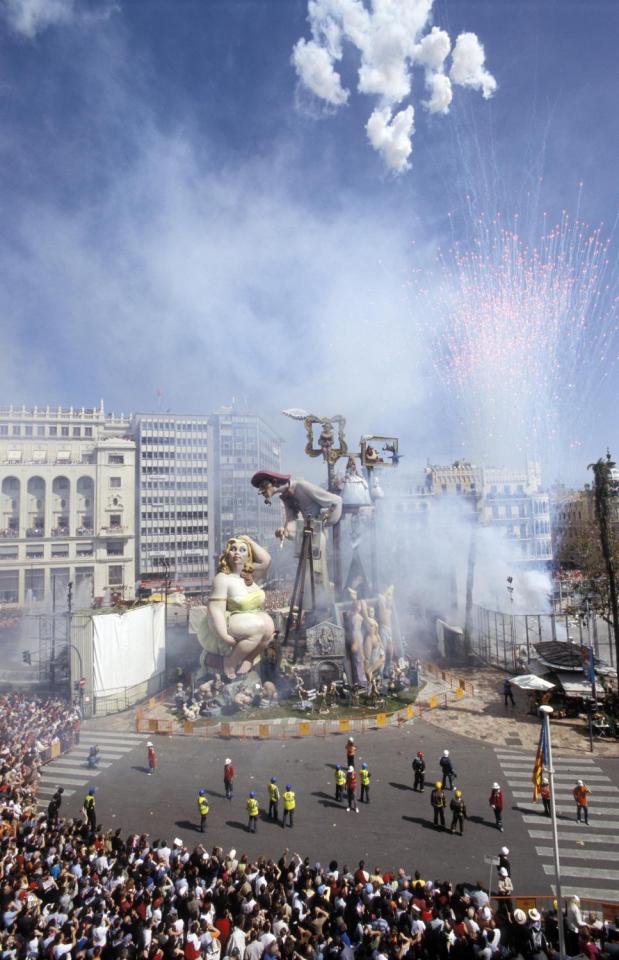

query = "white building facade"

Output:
[[0, 404, 135, 607]]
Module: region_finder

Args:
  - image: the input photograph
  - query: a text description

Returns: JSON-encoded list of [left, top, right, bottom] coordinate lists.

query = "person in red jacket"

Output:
[[224, 758, 234, 800], [346, 766, 358, 813], [147, 741, 157, 775], [489, 782, 504, 831]]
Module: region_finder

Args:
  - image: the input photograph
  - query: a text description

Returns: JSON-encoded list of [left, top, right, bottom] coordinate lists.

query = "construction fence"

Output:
[[135, 663, 474, 739]]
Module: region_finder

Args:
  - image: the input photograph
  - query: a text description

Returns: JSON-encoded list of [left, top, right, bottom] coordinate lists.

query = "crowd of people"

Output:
[[1, 693, 618, 960]]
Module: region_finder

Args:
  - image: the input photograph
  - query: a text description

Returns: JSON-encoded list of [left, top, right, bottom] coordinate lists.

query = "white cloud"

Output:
[[293, 0, 496, 172], [423, 72, 452, 114], [450, 32, 497, 100], [292, 38, 349, 105], [1, 0, 75, 37], [366, 104, 414, 172]]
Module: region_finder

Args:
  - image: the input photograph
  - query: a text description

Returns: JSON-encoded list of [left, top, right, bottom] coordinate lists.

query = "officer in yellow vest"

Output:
[[197, 789, 209, 833], [246, 791, 259, 833], [335, 764, 346, 802], [83, 788, 96, 832], [268, 777, 280, 821], [359, 762, 371, 804], [282, 784, 296, 828]]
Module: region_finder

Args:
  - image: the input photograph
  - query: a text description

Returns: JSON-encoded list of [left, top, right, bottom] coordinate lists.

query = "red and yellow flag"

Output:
[[532, 719, 549, 801]]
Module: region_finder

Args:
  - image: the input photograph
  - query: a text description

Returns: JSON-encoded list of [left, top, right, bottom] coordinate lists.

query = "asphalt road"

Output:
[[44, 718, 619, 902]]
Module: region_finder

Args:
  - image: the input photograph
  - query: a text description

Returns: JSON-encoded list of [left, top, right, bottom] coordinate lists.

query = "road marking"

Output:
[[552, 885, 619, 902], [44, 758, 113, 769], [495, 752, 597, 764], [36, 785, 76, 797], [67, 750, 127, 760], [528, 830, 619, 844], [511, 791, 618, 803], [78, 736, 144, 747], [503, 773, 611, 783], [80, 730, 146, 739], [543, 864, 619, 881], [522, 815, 619, 828], [40, 773, 93, 786], [536, 846, 619, 861], [499, 764, 601, 774]]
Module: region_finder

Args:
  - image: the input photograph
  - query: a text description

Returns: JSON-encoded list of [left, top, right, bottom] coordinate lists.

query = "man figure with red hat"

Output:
[[251, 470, 342, 599]]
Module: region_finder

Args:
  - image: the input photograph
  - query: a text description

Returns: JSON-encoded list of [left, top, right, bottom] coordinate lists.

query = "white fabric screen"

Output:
[[92, 604, 165, 694]]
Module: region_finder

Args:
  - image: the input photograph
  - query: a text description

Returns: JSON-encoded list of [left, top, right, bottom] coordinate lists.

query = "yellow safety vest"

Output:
[[335, 769, 346, 786], [360, 769, 370, 786], [84, 795, 95, 811], [268, 783, 280, 802], [283, 790, 296, 811], [246, 798, 259, 817], [197, 796, 209, 816]]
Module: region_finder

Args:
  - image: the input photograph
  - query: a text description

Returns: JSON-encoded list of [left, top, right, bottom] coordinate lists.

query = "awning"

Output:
[[554, 671, 596, 697], [511, 674, 555, 691]]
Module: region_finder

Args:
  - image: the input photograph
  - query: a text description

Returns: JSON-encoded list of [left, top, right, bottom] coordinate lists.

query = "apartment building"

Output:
[[0, 404, 135, 606]]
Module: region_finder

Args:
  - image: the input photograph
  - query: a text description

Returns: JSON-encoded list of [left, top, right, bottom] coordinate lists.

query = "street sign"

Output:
[[484, 856, 500, 865], [79, 677, 86, 688]]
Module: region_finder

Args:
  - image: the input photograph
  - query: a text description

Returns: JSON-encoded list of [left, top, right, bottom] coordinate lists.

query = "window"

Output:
[[25, 425, 33, 436], [51, 544, 69, 558], [85, 427, 93, 437], [109, 454, 125, 464], [49, 426, 57, 436], [0, 570, 19, 602], [110, 477, 121, 488], [73, 427, 81, 437], [106, 542, 124, 556], [0, 425, 7, 436], [37, 426, 45, 436], [61, 426, 69, 437], [77, 543, 94, 557], [25, 569, 44, 601], [0, 546, 18, 560], [110, 514, 122, 528], [108, 565, 123, 586], [12, 425, 21, 436], [26, 547, 44, 559]]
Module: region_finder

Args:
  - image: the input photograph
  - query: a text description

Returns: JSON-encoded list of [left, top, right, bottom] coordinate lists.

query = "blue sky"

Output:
[[0, 0, 617, 482]]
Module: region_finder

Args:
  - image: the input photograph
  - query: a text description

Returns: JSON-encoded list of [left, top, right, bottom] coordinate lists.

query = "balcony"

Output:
[[51, 527, 70, 537], [26, 528, 44, 538], [76, 527, 94, 537], [100, 525, 127, 536]]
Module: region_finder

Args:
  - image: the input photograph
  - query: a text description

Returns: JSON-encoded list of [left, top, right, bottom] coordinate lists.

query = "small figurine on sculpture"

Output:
[[199, 535, 275, 680], [361, 599, 385, 683], [337, 457, 372, 508]]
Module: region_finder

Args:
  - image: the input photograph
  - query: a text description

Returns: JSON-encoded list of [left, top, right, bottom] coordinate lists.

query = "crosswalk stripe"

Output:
[[68, 750, 127, 760], [40, 773, 94, 785], [522, 814, 619, 828], [543, 864, 619, 881], [535, 846, 618, 861], [40, 766, 102, 778], [503, 773, 611, 783], [551, 885, 619, 902], [516, 802, 607, 814], [528, 830, 619, 844], [499, 764, 600, 774], [511, 791, 618, 803], [36, 785, 76, 797], [80, 732, 146, 741], [45, 758, 113, 769], [78, 737, 144, 747], [495, 752, 597, 764]]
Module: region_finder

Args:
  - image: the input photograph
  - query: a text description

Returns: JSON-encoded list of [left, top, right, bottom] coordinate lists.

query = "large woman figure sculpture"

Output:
[[199, 536, 275, 679]]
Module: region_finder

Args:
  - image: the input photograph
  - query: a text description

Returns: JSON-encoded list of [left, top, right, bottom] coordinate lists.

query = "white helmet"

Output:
[[577, 779, 584, 786], [443, 750, 449, 756], [225, 758, 232, 765], [493, 783, 500, 790], [147, 741, 153, 747], [500, 847, 509, 855], [348, 737, 354, 743]]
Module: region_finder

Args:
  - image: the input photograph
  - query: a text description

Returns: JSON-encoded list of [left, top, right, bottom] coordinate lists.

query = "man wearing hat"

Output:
[[430, 782, 446, 830], [197, 790, 209, 833], [540, 778, 551, 817], [489, 782, 504, 831], [335, 764, 346, 802], [147, 741, 157, 775], [573, 778, 591, 824], [251, 470, 342, 599], [449, 789, 467, 835], [267, 777, 280, 821], [346, 767, 358, 813], [412, 751, 425, 792], [246, 792, 259, 832], [224, 758, 234, 801], [83, 788, 96, 833], [282, 784, 296, 828], [346, 737, 357, 768]]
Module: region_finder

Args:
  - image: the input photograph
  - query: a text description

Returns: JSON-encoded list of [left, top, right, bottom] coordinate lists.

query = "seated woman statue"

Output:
[[199, 535, 274, 679]]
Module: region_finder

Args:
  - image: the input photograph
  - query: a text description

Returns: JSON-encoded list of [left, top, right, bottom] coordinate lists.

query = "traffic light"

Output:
[[22, 650, 31, 665]]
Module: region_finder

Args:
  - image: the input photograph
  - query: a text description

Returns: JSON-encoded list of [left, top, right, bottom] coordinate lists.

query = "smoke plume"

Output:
[[292, 0, 496, 172]]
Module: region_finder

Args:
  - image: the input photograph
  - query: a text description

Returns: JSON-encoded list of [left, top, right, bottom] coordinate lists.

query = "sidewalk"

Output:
[[418, 664, 619, 758]]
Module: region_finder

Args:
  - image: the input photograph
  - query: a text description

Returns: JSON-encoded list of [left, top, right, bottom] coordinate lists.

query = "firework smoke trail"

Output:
[[427, 212, 618, 473]]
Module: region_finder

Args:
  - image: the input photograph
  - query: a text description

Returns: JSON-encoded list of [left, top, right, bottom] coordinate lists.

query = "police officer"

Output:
[[346, 766, 358, 813], [430, 781, 446, 829], [197, 789, 209, 833], [540, 778, 551, 817], [335, 764, 346, 802], [268, 777, 280, 820], [449, 789, 467, 835], [83, 787, 97, 832], [282, 784, 296, 828], [412, 751, 426, 792], [47, 786, 64, 825], [359, 763, 370, 803], [439, 750, 455, 790], [246, 791, 259, 832]]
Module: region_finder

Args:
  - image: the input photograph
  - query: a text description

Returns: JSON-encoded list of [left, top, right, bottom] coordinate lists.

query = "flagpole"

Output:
[[539, 705, 566, 960]]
